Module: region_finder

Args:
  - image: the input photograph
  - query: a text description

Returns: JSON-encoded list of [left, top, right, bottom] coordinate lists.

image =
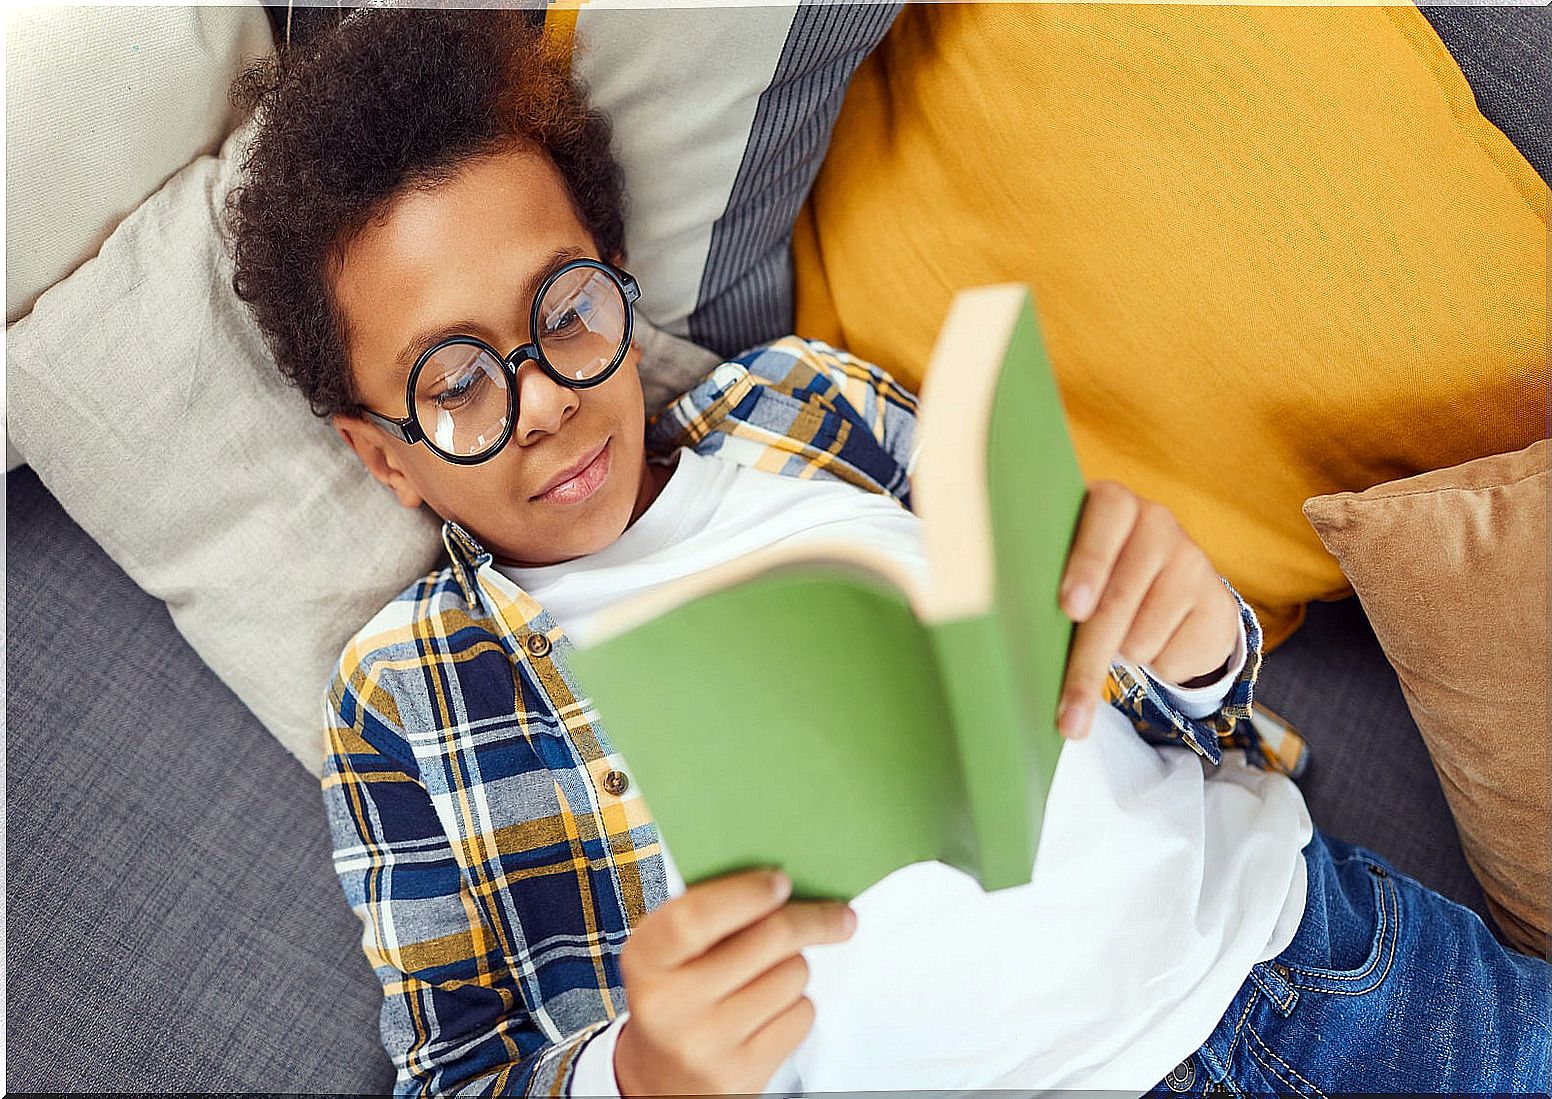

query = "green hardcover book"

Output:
[[567, 285, 1087, 901]]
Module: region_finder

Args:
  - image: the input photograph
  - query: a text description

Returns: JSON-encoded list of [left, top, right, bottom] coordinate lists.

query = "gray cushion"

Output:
[[1420, 4, 1551, 185], [6, 465, 393, 1094], [1258, 597, 1489, 922]]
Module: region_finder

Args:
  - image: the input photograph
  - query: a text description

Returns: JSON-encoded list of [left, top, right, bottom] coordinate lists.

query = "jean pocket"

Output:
[[1282, 855, 1401, 997]]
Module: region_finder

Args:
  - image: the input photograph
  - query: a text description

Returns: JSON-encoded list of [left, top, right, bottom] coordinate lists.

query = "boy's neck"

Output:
[[625, 454, 675, 531]]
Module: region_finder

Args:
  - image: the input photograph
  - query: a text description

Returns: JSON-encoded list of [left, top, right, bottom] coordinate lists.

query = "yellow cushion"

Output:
[[793, 4, 1547, 647]]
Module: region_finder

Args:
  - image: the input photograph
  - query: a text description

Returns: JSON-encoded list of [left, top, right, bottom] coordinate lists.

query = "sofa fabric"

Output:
[[6, 466, 395, 1095], [7, 465, 1488, 1092], [1420, 4, 1552, 185], [1255, 597, 1488, 921]]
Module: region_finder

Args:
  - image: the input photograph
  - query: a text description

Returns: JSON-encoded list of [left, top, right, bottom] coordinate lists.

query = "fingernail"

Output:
[[1065, 583, 1095, 619], [840, 905, 857, 932], [1058, 701, 1088, 738], [771, 871, 791, 902]]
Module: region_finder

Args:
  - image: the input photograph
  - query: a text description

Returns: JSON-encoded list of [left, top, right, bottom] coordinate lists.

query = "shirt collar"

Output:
[[440, 518, 491, 609]]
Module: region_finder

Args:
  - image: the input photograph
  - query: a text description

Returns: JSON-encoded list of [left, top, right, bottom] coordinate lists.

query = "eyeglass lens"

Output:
[[538, 266, 629, 381], [411, 266, 630, 459]]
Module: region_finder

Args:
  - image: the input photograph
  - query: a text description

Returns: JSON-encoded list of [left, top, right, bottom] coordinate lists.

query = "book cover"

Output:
[[568, 285, 1086, 900]]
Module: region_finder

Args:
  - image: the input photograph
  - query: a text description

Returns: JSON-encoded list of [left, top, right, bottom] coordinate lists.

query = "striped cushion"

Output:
[[563, 2, 900, 357]]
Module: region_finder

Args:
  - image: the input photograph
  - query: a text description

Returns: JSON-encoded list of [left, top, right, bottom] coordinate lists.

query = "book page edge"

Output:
[[912, 284, 1029, 623]]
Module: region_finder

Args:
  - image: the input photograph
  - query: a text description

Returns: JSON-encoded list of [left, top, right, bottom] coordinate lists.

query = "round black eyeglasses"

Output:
[[358, 258, 641, 465]]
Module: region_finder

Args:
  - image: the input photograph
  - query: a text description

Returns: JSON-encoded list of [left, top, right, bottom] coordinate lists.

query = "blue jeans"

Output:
[[1149, 830, 1551, 1096]]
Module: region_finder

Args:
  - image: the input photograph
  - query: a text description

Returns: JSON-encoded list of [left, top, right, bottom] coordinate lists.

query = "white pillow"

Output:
[[4, 2, 273, 325], [5, 121, 718, 775], [4, 1, 275, 471]]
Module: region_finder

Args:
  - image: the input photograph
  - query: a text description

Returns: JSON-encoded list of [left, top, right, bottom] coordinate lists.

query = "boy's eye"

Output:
[[542, 287, 599, 342], [434, 371, 486, 410], [544, 307, 582, 338]]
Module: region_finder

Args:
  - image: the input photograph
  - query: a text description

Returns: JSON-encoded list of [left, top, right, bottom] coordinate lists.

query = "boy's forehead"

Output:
[[332, 147, 595, 397], [346, 148, 580, 289]]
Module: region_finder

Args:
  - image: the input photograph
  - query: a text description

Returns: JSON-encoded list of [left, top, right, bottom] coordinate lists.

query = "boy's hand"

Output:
[[1056, 480, 1240, 739], [614, 868, 856, 1096]]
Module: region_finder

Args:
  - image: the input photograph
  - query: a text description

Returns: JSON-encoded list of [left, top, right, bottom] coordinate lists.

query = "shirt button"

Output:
[[1163, 1058, 1197, 1092], [602, 770, 629, 797], [524, 633, 552, 658], [1273, 963, 1292, 980]]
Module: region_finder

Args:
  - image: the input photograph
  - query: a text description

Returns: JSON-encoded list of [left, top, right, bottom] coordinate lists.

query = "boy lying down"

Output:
[[224, 9, 1549, 1097]]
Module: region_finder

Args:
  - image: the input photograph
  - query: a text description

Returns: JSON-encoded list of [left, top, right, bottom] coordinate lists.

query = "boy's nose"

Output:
[[510, 359, 579, 446]]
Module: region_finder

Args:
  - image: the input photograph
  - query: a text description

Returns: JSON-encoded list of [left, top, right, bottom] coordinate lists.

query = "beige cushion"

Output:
[[1304, 439, 1549, 955], [4, 2, 274, 472], [4, 3, 870, 769], [3, 3, 273, 325], [5, 121, 717, 775]]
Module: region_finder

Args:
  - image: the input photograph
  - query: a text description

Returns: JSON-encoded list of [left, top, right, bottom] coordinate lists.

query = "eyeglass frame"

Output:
[[356, 258, 642, 466]]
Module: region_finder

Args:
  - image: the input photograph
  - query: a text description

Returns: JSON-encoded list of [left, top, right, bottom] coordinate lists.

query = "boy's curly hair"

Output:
[[222, 7, 625, 420]]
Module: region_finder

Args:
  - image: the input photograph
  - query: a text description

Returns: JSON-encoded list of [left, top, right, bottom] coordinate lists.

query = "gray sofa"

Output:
[[2, 457, 1490, 1095], [7, 4, 1544, 1093]]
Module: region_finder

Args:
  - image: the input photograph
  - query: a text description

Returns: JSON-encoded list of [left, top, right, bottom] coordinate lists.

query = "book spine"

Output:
[[928, 613, 1042, 891]]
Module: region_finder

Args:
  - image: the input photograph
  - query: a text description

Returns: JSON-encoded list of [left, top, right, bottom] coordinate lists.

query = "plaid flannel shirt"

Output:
[[321, 335, 1308, 1097]]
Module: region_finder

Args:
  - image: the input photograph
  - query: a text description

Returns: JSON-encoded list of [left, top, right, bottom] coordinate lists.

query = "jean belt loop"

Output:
[[1247, 959, 1300, 1018]]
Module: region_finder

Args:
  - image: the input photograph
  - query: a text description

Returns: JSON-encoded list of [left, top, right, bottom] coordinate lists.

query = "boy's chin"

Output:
[[497, 505, 634, 569]]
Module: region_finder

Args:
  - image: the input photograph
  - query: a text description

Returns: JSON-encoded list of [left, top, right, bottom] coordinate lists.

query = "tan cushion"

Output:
[[1304, 439, 1549, 955]]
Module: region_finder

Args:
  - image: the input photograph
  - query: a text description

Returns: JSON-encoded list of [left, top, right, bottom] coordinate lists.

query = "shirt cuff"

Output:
[[570, 1012, 630, 1098], [1141, 611, 1248, 720]]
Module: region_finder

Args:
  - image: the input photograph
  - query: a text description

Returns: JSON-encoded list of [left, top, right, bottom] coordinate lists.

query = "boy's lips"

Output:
[[530, 438, 611, 505]]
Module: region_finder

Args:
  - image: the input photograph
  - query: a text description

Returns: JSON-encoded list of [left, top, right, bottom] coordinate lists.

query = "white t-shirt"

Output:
[[500, 446, 930, 641], [498, 446, 1312, 1097]]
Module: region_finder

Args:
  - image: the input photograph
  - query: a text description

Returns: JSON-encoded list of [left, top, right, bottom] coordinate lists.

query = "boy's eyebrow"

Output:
[[389, 245, 590, 382]]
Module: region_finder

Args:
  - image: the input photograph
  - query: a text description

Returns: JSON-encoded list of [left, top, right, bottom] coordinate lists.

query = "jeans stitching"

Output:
[[1218, 988, 1260, 1071], [1245, 1034, 1305, 1097], [1248, 963, 1298, 1013], [1291, 875, 1399, 996], [1247, 1021, 1329, 1099], [1293, 867, 1386, 981]]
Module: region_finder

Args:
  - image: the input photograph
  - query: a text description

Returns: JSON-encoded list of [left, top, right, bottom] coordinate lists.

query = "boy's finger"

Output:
[[739, 994, 818, 1084], [1059, 481, 1138, 621], [1058, 521, 1169, 736], [714, 954, 813, 1050], [635, 867, 793, 970], [1147, 584, 1240, 685], [686, 900, 855, 1003], [1116, 550, 1201, 667]]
